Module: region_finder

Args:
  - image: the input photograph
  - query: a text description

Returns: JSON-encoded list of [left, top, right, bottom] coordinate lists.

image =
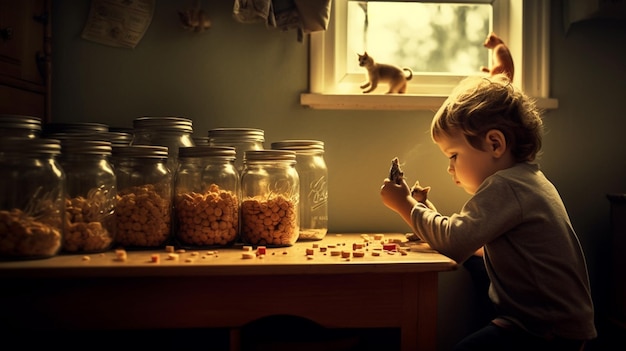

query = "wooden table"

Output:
[[0, 233, 456, 350]]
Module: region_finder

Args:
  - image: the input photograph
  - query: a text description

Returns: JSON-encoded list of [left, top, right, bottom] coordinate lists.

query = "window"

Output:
[[300, 0, 557, 111]]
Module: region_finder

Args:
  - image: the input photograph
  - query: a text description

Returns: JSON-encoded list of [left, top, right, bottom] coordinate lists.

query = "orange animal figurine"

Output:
[[480, 32, 514, 81]]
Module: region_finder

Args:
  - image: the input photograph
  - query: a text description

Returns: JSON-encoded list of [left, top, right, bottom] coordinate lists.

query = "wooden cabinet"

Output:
[[0, 0, 51, 122]]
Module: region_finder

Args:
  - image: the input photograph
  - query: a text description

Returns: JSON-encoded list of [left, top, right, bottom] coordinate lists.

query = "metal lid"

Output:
[[208, 128, 265, 142], [106, 132, 133, 146], [192, 136, 210, 146], [42, 122, 109, 136], [0, 137, 61, 155], [111, 145, 169, 159], [179, 146, 236, 159], [0, 114, 43, 133], [244, 149, 296, 162], [60, 139, 112, 155], [271, 139, 324, 152], [133, 116, 193, 133]]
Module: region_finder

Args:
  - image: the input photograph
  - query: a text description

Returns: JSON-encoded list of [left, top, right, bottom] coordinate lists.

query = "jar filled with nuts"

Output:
[[208, 128, 265, 174], [240, 150, 299, 247], [0, 138, 65, 260], [0, 114, 42, 139], [59, 139, 117, 254], [131, 116, 195, 174], [174, 146, 240, 248], [112, 145, 173, 249], [271, 140, 328, 241]]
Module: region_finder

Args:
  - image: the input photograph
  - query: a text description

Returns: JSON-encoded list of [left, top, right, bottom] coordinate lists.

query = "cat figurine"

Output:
[[411, 180, 437, 212], [358, 52, 413, 94], [480, 32, 514, 81]]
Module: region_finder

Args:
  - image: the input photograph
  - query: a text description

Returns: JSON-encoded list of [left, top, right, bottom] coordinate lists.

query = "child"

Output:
[[380, 74, 597, 350]]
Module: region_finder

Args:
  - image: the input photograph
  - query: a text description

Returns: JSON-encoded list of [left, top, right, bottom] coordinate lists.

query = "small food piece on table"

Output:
[[383, 243, 397, 251], [352, 251, 365, 258]]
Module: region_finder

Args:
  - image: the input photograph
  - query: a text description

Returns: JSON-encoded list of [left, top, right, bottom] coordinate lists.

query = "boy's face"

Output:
[[434, 129, 501, 195]]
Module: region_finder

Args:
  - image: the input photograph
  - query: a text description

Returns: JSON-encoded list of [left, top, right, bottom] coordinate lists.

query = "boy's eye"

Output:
[[449, 154, 457, 160]]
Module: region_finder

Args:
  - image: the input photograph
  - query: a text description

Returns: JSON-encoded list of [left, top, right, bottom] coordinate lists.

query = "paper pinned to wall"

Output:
[[81, 0, 155, 49]]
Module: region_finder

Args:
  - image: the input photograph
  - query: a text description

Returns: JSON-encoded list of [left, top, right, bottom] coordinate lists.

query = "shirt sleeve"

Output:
[[410, 175, 523, 263]]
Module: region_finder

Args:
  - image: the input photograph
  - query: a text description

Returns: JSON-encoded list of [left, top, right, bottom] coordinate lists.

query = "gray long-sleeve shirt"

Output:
[[411, 162, 597, 340]]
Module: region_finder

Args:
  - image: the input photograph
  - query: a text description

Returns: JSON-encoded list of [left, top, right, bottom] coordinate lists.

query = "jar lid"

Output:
[[43, 132, 112, 142], [0, 114, 43, 132], [42, 122, 109, 136], [61, 139, 112, 155], [244, 149, 296, 162], [208, 128, 265, 142], [0, 137, 61, 155], [179, 146, 236, 159], [192, 136, 210, 146], [271, 140, 324, 152], [106, 132, 133, 146], [112, 145, 169, 159], [133, 116, 193, 133]]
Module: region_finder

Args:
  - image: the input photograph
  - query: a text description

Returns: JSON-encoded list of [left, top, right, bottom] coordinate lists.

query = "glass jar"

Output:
[[131, 116, 195, 173], [0, 138, 65, 260], [271, 140, 328, 240], [240, 150, 299, 247], [112, 145, 172, 249], [59, 139, 116, 253], [174, 146, 240, 248], [208, 128, 264, 174], [0, 114, 42, 138]]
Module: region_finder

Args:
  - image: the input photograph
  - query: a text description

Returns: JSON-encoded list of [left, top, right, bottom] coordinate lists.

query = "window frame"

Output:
[[300, 0, 558, 111]]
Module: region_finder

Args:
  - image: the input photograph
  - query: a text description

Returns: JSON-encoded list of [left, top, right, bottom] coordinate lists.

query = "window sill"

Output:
[[300, 93, 559, 111]]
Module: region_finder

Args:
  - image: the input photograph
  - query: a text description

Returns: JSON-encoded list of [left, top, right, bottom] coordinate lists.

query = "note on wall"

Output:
[[81, 0, 155, 49]]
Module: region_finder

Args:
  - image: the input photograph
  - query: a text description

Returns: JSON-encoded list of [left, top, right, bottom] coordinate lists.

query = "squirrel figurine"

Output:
[[480, 32, 514, 81]]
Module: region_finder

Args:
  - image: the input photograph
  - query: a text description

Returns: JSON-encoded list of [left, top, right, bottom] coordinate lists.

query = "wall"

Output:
[[51, 1, 626, 349]]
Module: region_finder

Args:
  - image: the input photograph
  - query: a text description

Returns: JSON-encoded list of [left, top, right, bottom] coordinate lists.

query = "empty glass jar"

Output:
[[271, 140, 328, 240], [208, 128, 264, 174], [131, 116, 195, 174]]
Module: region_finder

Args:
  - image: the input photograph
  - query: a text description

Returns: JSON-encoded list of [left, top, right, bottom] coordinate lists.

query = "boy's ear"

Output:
[[485, 129, 507, 157]]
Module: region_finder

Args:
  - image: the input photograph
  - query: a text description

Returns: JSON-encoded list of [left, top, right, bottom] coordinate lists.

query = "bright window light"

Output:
[[346, 2, 491, 75], [302, 0, 557, 111]]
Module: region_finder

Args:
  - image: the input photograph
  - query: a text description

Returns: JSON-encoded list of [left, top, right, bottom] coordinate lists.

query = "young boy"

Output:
[[380, 74, 597, 350]]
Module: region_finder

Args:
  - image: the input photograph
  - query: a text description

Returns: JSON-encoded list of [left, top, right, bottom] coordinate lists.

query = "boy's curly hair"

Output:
[[431, 74, 543, 162]]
